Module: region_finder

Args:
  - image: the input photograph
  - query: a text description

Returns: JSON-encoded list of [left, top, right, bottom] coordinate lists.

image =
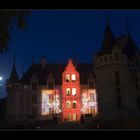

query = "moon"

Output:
[[0, 76, 3, 81]]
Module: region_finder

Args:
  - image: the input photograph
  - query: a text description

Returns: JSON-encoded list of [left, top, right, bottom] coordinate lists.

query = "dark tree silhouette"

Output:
[[0, 10, 30, 53]]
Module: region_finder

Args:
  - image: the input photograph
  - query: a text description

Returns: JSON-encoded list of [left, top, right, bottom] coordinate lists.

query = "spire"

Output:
[[106, 15, 110, 26], [122, 20, 140, 59], [13, 54, 15, 66], [100, 16, 115, 55], [9, 55, 19, 83]]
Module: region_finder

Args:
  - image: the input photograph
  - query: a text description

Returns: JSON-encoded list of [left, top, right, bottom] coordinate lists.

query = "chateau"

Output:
[[6, 20, 140, 122]]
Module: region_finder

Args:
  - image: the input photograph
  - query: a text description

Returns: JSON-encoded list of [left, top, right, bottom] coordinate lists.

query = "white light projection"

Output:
[[41, 89, 61, 115], [81, 89, 98, 114]]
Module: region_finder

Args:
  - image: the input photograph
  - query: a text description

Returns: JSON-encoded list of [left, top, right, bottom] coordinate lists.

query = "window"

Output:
[[73, 113, 77, 121], [32, 82, 37, 90], [66, 88, 70, 96], [116, 95, 122, 109], [67, 113, 71, 121], [32, 94, 37, 103], [115, 71, 120, 86], [71, 74, 76, 81], [72, 88, 76, 96], [115, 53, 119, 60], [48, 82, 53, 89], [72, 101, 77, 108], [66, 74, 70, 82], [67, 101, 71, 108], [32, 108, 37, 115], [90, 93, 94, 101], [90, 106, 94, 114]]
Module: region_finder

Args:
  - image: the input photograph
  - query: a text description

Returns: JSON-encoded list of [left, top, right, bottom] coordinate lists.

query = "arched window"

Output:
[[73, 101, 77, 108], [72, 88, 76, 96], [66, 88, 70, 96], [67, 101, 71, 108], [66, 74, 70, 82], [71, 74, 76, 81]]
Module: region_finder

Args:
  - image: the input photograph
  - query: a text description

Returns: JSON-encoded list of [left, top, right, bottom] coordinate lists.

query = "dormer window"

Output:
[[32, 82, 37, 90], [66, 74, 70, 82], [48, 82, 54, 89], [71, 74, 76, 81]]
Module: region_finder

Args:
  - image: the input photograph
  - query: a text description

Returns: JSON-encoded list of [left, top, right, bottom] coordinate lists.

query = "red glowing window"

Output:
[[72, 88, 76, 96], [67, 101, 71, 108], [66, 88, 70, 96], [66, 74, 70, 82], [72, 101, 77, 108], [71, 74, 76, 81]]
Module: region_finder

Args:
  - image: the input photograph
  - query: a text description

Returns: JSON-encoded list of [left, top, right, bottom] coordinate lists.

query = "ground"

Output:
[[1, 119, 140, 130]]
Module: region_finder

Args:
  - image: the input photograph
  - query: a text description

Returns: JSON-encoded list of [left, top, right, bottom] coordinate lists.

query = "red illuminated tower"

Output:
[[62, 58, 81, 121]]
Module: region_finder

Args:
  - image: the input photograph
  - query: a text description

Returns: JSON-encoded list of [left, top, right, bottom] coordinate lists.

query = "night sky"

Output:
[[0, 10, 140, 98]]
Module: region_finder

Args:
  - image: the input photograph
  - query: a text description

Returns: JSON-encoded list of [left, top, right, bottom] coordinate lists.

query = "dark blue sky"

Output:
[[0, 10, 140, 98]]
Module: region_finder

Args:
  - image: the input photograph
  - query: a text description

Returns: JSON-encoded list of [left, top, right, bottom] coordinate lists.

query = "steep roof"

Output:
[[99, 19, 115, 55], [20, 63, 94, 85], [116, 34, 140, 59], [9, 64, 19, 83]]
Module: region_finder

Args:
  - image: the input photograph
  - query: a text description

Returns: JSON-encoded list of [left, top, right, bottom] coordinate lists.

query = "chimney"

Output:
[[41, 56, 46, 68]]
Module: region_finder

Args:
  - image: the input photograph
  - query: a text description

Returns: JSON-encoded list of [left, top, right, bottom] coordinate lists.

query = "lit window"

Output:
[[90, 93, 94, 101], [67, 101, 71, 108], [72, 101, 77, 108], [72, 88, 76, 96], [67, 113, 71, 121], [66, 88, 70, 96], [71, 74, 76, 81], [66, 74, 70, 82]]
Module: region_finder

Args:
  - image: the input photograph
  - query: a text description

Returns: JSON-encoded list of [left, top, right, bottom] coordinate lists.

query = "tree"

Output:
[[0, 10, 30, 53]]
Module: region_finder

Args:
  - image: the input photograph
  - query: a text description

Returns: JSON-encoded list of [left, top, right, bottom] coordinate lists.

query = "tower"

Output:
[[6, 56, 20, 121], [94, 18, 131, 120], [62, 58, 81, 121]]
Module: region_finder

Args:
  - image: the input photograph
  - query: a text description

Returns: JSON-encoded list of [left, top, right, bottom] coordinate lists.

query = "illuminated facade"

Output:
[[6, 19, 140, 122], [62, 59, 81, 121], [6, 57, 97, 122]]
